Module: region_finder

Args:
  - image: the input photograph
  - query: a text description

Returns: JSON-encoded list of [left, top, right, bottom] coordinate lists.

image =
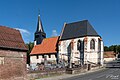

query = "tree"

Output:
[[104, 46, 109, 51], [26, 42, 34, 65], [104, 45, 120, 53], [108, 45, 118, 53]]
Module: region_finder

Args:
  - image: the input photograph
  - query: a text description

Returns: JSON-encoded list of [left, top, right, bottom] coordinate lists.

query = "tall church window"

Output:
[[77, 40, 82, 51], [98, 38, 101, 51], [90, 39, 95, 49]]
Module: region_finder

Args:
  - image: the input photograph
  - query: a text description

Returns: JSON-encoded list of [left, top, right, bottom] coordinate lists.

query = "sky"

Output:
[[0, 0, 120, 46]]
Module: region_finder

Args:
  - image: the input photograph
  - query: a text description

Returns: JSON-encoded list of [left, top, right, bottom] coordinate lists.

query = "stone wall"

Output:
[[27, 67, 88, 79], [27, 68, 66, 79], [0, 49, 27, 80]]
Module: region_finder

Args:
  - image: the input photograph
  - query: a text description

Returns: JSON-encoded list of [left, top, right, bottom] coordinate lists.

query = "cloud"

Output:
[[51, 29, 58, 37], [15, 28, 30, 36], [15, 28, 31, 43]]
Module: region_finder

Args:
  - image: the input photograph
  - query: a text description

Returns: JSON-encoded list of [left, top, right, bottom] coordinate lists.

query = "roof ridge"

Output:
[[59, 23, 67, 40], [44, 36, 59, 39], [0, 26, 19, 31], [67, 20, 88, 25]]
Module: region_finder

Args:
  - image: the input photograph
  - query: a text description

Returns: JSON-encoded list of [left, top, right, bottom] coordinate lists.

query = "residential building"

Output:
[[30, 37, 59, 65], [0, 26, 27, 80], [104, 51, 116, 62]]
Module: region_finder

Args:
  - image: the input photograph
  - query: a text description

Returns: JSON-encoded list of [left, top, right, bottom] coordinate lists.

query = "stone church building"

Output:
[[30, 15, 104, 68]]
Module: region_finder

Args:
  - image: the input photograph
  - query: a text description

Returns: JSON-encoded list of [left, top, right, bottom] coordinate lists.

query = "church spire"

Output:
[[34, 14, 46, 45], [36, 14, 45, 33]]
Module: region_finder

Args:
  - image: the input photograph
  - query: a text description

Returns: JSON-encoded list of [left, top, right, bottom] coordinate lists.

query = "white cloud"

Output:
[[15, 28, 30, 36], [15, 28, 31, 43], [51, 29, 58, 37]]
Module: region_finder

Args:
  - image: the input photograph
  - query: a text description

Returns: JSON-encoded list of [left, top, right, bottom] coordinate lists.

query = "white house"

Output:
[[30, 15, 59, 67], [30, 37, 59, 65], [104, 51, 116, 62]]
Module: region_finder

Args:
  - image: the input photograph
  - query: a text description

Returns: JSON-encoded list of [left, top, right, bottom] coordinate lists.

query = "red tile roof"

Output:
[[0, 26, 28, 51], [30, 37, 59, 55], [104, 51, 116, 58]]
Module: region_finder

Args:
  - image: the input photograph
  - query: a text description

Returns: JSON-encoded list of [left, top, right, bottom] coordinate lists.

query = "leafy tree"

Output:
[[104, 45, 120, 53], [116, 45, 120, 53], [104, 46, 109, 51], [26, 42, 34, 65], [109, 45, 115, 52]]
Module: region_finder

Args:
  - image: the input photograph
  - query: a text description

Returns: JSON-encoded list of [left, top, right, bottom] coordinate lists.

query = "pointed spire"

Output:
[[36, 14, 45, 33], [34, 12, 46, 45]]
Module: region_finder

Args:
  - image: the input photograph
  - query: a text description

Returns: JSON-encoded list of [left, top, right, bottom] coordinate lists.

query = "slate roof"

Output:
[[60, 20, 99, 40], [36, 15, 45, 33], [30, 37, 59, 55], [0, 26, 28, 51]]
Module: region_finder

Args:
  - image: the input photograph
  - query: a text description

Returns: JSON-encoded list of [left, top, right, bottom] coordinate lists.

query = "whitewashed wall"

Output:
[[59, 36, 104, 65], [30, 54, 56, 64]]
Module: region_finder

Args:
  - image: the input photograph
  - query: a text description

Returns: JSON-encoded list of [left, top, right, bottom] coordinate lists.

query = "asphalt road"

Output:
[[62, 60, 120, 80], [62, 68, 120, 80]]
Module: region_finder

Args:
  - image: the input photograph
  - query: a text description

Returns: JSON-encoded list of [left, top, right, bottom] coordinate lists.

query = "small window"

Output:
[[35, 34, 39, 38], [90, 39, 95, 49], [36, 55, 39, 59], [0, 57, 4, 65], [48, 54, 51, 58], [42, 55, 44, 58]]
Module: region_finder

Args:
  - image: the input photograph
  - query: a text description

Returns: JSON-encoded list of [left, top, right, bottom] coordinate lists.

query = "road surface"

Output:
[[62, 68, 120, 80], [62, 60, 120, 80]]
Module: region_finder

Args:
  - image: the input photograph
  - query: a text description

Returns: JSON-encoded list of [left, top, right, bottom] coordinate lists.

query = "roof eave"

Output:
[[0, 46, 28, 52], [30, 52, 57, 56], [60, 35, 100, 41]]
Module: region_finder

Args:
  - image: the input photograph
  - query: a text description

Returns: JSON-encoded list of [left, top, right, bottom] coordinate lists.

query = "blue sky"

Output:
[[0, 0, 120, 46]]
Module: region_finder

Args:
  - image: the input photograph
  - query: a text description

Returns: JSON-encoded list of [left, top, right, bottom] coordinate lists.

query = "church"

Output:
[[30, 15, 104, 68]]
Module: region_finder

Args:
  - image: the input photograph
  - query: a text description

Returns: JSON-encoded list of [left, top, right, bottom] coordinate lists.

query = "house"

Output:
[[59, 20, 104, 67], [30, 15, 104, 68], [30, 15, 59, 69], [104, 51, 116, 62], [0, 26, 27, 80], [30, 37, 59, 65]]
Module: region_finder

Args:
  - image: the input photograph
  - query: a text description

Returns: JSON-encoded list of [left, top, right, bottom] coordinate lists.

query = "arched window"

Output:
[[77, 40, 82, 51], [90, 39, 95, 49]]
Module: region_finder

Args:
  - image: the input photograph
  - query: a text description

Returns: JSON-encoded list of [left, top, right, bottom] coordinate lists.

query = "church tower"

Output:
[[34, 14, 46, 45]]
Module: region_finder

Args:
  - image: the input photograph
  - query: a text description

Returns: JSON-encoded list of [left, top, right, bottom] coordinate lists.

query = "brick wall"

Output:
[[0, 49, 27, 80]]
